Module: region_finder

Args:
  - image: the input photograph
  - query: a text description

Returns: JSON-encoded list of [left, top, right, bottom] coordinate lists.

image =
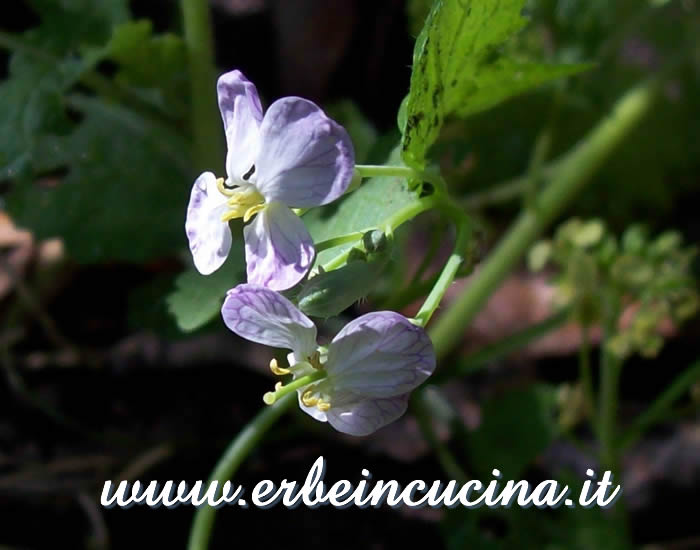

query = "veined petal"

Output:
[[254, 97, 355, 207], [326, 312, 435, 398], [185, 172, 232, 275], [326, 393, 410, 436], [217, 70, 263, 182], [221, 284, 317, 357], [243, 202, 315, 291]]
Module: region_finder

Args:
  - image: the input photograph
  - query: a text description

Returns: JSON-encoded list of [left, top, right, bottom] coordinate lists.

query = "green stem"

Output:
[[598, 292, 621, 471], [355, 164, 444, 190], [413, 201, 469, 327], [262, 369, 327, 405], [314, 232, 364, 253], [619, 359, 700, 450], [429, 78, 660, 360], [180, 0, 223, 172], [187, 393, 295, 550], [320, 196, 438, 273], [579, 324, 596, 423], [433, 308, 571, 382], [355, 165, 416, 180]]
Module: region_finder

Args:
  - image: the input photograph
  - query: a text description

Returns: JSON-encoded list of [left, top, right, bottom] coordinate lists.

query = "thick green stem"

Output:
[[620, 359, 700, 450], [187, 393, 295, 550], [429, 78, 659, 360], [181, 0, 223, 172]]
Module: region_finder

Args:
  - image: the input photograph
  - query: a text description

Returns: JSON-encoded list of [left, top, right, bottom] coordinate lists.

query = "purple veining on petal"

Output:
[[185, 171, 232, 275], [221, 283, 317, 356], [217, 70, 264, 182], [326, 393, 410, 436], [243, 202, 315, 291], [254, 97, 355, 208], [326, 311, 436, 398]]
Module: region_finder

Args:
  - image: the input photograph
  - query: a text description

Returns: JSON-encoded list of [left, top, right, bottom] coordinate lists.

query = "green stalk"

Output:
[[579, 324, 596, 423], [187, 394, 295, 550], [181, 0, 224, 171], [429, 78, 660, 360], [413, 201, 469, 327]]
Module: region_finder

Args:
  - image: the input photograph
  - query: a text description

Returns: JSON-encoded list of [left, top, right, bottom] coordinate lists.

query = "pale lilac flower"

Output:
[[186, 70, 355, 290], [221, 284, 436, 436]]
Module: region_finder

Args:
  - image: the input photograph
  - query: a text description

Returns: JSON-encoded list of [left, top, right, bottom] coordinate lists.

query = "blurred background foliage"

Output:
[[1, 1, 699, 549]]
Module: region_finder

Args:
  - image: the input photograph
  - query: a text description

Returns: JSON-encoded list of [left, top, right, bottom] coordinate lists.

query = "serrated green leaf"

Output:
[[167, 245, 245, 332], [5, 94, 192, 263], [303, 146, 420, 267], [401, 0, 591, 168]]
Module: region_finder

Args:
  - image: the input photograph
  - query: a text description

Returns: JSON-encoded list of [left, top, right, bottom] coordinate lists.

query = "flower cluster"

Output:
[[185, 70, 436, 435]]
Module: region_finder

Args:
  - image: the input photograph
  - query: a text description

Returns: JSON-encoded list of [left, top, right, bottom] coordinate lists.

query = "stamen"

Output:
[[317, 400, 331, 412], [302, 389, 319, 407], [269, 358, 290, 376], [216, 178, 237, 196], [243, 204, 265, 223]]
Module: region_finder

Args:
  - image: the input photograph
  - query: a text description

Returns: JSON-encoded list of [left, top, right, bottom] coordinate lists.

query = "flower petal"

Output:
[[326, 312, 435, 398], [326, 393, 410, 436], [243, 202, 315, 291], [185, 172, 232, 275], [217, 70, 263, 181], [221, 283, 317, 357], [254, 97, 355, 207]]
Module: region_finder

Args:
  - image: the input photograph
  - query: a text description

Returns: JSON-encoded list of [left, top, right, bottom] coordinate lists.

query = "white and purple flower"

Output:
[[186, 70, 355, 290], [222, 284, 436, 436]]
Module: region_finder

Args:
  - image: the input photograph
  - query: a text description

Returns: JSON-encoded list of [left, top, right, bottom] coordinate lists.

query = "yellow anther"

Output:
[[269, 358, 290, 376], [243, 204, 265, 223], [302, 389, 319, 407], [216, 178, 236, 196], [317, 401, 331, 412], [220, 187, 265, 223]]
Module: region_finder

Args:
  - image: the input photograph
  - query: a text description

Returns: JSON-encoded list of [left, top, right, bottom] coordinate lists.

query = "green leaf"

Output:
[[401, 0, 591, 168], [464, 384, 557, 478], [5, 94, 192, 263], [167, 245, 246, 332], [303, 146, 420, 267], [105, 20, 188, 117], [0, 0, 130, 180]]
